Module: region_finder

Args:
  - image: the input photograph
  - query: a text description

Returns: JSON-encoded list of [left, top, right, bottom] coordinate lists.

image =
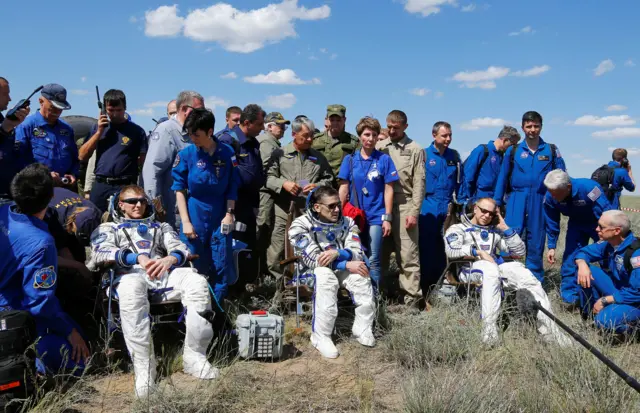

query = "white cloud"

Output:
[[593, 59, 615, 76], [509, 26, 534, 36], [461, 4, 476, 12], [510, 65, 550, 77], [606, 104, 627, 112], [608, 147, 640, 156], [435, 91, 444, 98], [205, 96, 229, 108], [144, 5, 184, 37], [319, 48, 328, 53], [625, 59, 636, 67], [460, 117, 508, 131], [266, 93, 296, 109], [145, 1, 330, 53], [244, 69, 320, 85], [308, 55, 319, 61], [129, 16, 138, 24], [70, 89, 89, 96], [409, 88, 430, 96], [221, 72, 238, 79], [329, 53, 338, 60], [571, 115, 636, 127], [404, 0, 457, 17], [580, 159, 599, 165], [145, 101, 170, 108], [592, 128, 640, 139], [80, 76, 87, 83], [451, 66, 510, 89], [132, 108, 154, 117]]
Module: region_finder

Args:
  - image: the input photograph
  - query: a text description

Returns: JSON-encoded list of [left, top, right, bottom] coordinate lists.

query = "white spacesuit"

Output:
[[444, 216, 571, 346], [288, 210, 375, 359], [88, 196, 218, 398]]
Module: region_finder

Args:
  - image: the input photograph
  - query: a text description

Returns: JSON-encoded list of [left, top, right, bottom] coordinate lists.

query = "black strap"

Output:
[[623, 239, 640, 274], [349, 156, 360, 208]]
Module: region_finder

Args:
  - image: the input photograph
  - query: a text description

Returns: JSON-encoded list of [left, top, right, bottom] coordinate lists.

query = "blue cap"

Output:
[[75, 207, 102, 243], [41, 84, 71, 110]]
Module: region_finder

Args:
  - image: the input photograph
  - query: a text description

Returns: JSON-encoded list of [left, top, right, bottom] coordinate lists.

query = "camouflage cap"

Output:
[[326, 104, 346, 118], [265, 112, 290, 125]]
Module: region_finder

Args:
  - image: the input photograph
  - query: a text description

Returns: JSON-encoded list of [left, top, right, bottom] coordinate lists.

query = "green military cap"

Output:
[[265, 112, 291, 124], [326, 104, 347, 118]]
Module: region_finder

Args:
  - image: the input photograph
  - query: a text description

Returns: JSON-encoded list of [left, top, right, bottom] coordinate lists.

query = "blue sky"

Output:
[[3, 0, 639, 183]]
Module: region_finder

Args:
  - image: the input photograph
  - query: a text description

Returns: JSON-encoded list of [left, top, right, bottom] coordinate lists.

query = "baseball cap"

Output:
[[326, 104, 346, 118], [75, 208, 102, 245], [41, 84, 71, 110], [265, 112, 290, 125]]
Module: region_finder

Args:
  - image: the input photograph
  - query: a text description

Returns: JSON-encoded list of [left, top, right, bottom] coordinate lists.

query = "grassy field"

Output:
[[11, 200, 640, 412]]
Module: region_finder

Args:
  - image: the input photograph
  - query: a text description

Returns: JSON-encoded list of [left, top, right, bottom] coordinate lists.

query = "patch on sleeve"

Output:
[[91, 232, 108, 245], [33, 266, 57, 289], [351, 234, 360, 242], [173, 154, 181, 168], [587, 187, 601, 202], [231, 155, 238, 167], [631, 256, 640, 269], [446, 233, 458, 243], [136, 240, 151, 249], [151, 132, 160, 141], [294, 234, 310, 249], [555, 148, 562, 158], [390, 170, 397, 176]]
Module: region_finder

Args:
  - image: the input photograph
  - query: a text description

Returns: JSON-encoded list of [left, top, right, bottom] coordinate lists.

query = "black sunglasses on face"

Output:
[[319, 202, 340, 210], [121, 197, 147, 205], [477, 206, 496, 216]]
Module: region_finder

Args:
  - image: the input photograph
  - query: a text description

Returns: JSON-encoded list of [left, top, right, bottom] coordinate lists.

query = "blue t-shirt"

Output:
[[338, 149, 399, 225]]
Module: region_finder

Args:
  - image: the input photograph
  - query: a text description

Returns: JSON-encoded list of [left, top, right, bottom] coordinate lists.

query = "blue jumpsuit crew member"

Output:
[[458, 141, 502, 203], [420, 122, 462, 290], [606, 159, 635, 210], [494, 112, 566, 282], [544, 176, 613, 304], [172, 124, 240, 300], [574, 232, 640, 334], [15, 84, 78, 181]]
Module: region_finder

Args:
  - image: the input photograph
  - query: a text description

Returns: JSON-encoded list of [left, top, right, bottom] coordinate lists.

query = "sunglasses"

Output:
[[121, 197, 148, 205], [477, 206, 496, 216], [319, 202, 340, 210]]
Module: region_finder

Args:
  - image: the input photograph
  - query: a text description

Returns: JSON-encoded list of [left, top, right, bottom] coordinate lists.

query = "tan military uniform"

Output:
[[257, 131, 281, 228], [265, 142, 335, 279], [376, 134, 426, 299]]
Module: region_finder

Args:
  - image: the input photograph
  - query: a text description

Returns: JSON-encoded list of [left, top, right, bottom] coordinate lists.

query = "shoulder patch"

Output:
[[91, 232, 108, 245], [231, 155, 238, 167], [294, 234, 310, 249], [33, 266, 57, 289], [150, 131, 160, 141], [630, 256, 640, 269], [587, 187, 601, 201], [136, 240, 151, 249], [446, 233, 459, 243], [173, 154, 181, 168]]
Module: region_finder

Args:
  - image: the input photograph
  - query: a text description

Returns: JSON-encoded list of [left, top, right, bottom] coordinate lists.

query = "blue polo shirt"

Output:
[[338, 149, 398, 225], [15, 112, 79, 176], [86, 119, 147, 178]]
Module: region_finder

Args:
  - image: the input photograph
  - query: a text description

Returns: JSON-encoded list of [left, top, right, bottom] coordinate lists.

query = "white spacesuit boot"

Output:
[[311, 267, 340, 358], [166, 269, 219, 379], [116, 273, 157, 398], [342, 272, 376, 347], [476, 261, 503, 346]]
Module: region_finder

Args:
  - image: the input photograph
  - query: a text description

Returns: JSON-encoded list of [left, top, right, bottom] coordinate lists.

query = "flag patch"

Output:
[[631, 256, 640, 269], [308, 156, 317, 163], [391, 170, 397, 176], [351, 234, 360, 242], [587, 187, 601, 201], [231, 156, 238, 167]]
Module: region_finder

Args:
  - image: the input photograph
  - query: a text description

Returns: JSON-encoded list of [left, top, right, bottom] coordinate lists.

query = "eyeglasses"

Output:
[[476, 206, 496, 216], [319, 202, 340, 210], [121, 197, 148, 205], [597, 224, 619, 231]]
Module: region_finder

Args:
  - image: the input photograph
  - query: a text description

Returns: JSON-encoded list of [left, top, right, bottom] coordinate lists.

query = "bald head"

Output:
[[0, 77, 10, 112]]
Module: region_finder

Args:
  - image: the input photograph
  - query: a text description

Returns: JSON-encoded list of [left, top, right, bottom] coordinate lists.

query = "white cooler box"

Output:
[[236, 311, 284, 359]]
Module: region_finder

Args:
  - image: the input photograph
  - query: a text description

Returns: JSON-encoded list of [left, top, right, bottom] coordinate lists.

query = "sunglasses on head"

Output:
[[121, 197, 147, 205]]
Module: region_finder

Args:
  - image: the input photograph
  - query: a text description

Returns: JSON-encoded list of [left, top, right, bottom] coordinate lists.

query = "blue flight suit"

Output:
[[494, 139, 566, 282], [0, 113, 35, 199], [214, 126, 236, 140], [142, 118, 191, 228], [86, 119, 147, 212], [458, 141, 503, 203], [607, 161, 635, 209], [15, 112, 79, 177], [171, 141, 240, 300], [574, 236, 640, 334], [420, 143, 462, 289], [0, 204, 84, 374], [544, 178, 613, 304]]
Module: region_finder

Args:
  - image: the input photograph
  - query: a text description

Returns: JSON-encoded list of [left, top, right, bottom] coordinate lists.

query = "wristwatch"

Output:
[[599, 297, 608, 306], [226, 208, 235, 215], [382, 214, 393, 222]]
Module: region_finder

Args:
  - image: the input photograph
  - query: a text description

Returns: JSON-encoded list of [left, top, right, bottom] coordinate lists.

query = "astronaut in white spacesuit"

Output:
[[443, 197, 571, 347], [288, 186, 376, 359], [88, 185, 218, 398]]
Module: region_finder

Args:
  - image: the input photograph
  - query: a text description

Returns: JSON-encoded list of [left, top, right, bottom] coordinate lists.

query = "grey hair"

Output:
[[176, 91, 204, 110], [240, 104, 265, 124], [292, 116, 315, 134], [543, 169, 570, 190], [498, 125, 521, 142], [432, 121, 451, 135], [602, 210, 631, 236]]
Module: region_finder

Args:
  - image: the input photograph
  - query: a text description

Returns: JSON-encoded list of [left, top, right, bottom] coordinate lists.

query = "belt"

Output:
[[96, 176, 136, 185]]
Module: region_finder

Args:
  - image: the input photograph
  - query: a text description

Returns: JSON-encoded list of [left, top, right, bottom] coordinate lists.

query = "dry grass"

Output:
[[7, 199, 640, 412]]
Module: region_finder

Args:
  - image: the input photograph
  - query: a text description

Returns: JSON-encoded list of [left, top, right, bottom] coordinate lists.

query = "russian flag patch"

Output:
[[231, 156, 238, 167], [309, 156, 317, 163], [631, 256, 640, 269], [391, 170, 397, 176], [352, 234, 360, 242]]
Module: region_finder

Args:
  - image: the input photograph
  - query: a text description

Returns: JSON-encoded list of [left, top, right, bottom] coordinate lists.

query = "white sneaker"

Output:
[[354, 329, 375, 347], [133, 362, 157, 399], [183, 355, 220, 380], [311, 332, 339, 359]]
